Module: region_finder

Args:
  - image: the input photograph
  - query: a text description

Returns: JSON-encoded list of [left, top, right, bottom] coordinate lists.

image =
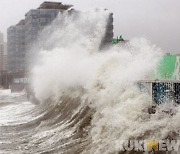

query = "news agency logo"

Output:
[[115, 140, 180, 152]]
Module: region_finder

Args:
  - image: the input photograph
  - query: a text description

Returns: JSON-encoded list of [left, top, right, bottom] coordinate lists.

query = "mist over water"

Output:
[[0, 9, 179, 154]]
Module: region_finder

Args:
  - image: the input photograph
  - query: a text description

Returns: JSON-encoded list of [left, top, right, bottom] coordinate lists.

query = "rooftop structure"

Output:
[[38, 1, 73, 10]]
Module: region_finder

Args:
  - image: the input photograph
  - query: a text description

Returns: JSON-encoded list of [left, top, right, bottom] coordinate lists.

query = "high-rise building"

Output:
[[100, 12, 114, 49], [7, 1, 114, 72], [3, 55, 7, 71], [24, 2, 73, 68], [0, 32, 4, 71], [25, 2, 73, 51], [7, 20, 25, 72], [3, 42, 7, 71], [0, 31, 3, 43], [7, 2, 73, 72]]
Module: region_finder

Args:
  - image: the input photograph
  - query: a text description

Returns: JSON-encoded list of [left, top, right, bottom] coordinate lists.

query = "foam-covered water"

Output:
[[0, 9, 179, 154]]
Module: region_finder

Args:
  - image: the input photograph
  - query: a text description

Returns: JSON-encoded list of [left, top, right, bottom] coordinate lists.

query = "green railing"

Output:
[[112, 35, 124, 44]]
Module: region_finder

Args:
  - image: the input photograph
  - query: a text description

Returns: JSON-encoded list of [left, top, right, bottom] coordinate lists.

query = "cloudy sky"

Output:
[[0, 0, 179, 53]]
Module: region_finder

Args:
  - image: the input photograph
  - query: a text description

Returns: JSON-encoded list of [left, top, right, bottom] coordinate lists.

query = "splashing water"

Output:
[[0, 9, 179, 154]]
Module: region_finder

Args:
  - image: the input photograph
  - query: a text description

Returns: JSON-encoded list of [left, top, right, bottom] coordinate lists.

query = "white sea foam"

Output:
[[29, 9, 180, 153]]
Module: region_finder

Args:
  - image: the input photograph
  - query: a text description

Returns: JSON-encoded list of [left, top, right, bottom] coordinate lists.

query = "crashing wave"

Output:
[[0, 9, 179, 154]]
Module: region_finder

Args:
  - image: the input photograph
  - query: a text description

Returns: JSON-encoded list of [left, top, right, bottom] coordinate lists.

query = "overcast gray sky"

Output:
[[0, 0, 179, 53]]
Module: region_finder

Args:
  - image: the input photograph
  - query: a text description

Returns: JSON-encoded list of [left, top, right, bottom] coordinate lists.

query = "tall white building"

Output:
[[3, 42, 8, 71], [0, 32, 4, 71], [0, 31, 3, 43], [0, 32, 7, 71]]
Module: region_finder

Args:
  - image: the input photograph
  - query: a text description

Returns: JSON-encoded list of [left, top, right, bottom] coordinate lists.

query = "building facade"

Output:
[[7, 1, 114, 72], [7, 20, 25, 72], [7, 2, 73, 72], [3, 42, 8, 71], [25, 2, 73, 53], [100, 12, 114, 49], [0, 32, 4, 71], [0, 44, 3, 71]]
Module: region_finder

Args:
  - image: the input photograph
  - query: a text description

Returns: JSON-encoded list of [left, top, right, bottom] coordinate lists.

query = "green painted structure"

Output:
[[157, 55, 178, 80], [112, 35, 125, 44], [149, 54, 180, 80]]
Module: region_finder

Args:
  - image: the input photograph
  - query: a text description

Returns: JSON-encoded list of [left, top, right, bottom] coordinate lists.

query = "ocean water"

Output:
[[0, 9, 179, 154]]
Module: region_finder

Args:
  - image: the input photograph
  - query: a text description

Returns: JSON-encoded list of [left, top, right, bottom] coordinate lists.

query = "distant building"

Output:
[[0, 45, 3, 71], [25, 2, 73, 51], [0, 31, 3, 42], [7, 1, 73, 72], [100, 12, 114, 49], [7, 1, 114, 72], [25, 2, 72, 68], [7, 20, 25, 72], [3, 55, 7, 71], [3, 42, 8, 71], [0, 32, 4, 71]]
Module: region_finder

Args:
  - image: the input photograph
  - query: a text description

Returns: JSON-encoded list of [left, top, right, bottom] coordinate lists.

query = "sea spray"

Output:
[[30, 10, 180, 154]]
